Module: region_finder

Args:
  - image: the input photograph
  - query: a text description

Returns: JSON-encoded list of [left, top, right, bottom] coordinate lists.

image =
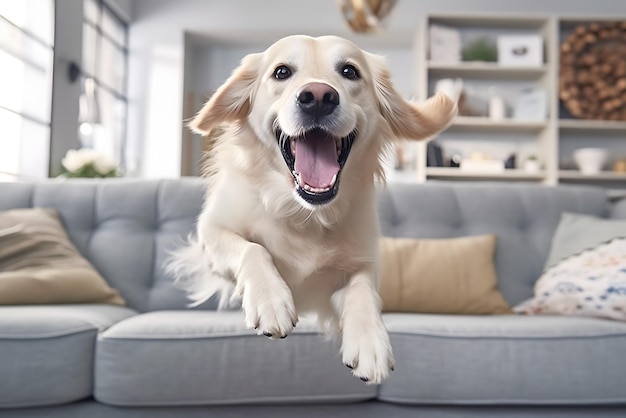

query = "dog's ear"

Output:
[[189, 53, 262, 134], [367, 53, 457, 141]]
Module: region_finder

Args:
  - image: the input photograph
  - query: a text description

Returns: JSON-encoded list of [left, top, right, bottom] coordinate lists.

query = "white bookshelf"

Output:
[[426, 167, 546, 181], [402, 13, 626, 188]]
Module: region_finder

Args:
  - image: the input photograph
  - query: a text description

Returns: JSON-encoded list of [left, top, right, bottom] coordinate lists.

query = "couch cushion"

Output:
[[378, 234, 510, 314], [380, 313, 626, 405], [95, 311, 376, 406], [0, 304, 136, 408]]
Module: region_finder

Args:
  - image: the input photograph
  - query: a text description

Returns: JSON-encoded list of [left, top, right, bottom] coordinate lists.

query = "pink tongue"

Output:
[[294, 130, 339, 189]]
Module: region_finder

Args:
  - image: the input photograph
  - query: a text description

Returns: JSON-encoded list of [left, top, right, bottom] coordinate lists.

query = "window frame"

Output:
[[0, 2, 55, 180], [81, 0, 129, 168], [0, 13, 54, 128], [82, 0, 128, 99]]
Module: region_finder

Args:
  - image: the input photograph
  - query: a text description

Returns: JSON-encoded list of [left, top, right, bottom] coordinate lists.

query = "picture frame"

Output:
[[513, 88, 548, 121], [429, 24, 461, 63], [497, 35, 543, 67]]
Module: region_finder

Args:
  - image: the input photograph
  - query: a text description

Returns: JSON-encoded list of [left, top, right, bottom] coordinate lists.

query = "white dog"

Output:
[[169, 35, 456, 384]]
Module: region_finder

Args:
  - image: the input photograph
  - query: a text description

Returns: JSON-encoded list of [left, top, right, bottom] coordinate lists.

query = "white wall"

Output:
[[128, 0, 626, 178]]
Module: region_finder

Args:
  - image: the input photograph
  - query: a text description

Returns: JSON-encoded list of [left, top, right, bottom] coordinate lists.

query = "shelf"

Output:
[[429, 14, 548, 29], [559, 119, 626, 133], [558, 171, 626, 181], [428, 62, 548, 79], [447, 117, 547, 134], [426, 167, 545, 181]]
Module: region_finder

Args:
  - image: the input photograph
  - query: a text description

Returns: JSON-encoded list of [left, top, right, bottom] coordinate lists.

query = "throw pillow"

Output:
[[514, 237, 626, 321], [544, 212, 626, 269], [0, 208, 125, 305], [378, 234, 511, 314]]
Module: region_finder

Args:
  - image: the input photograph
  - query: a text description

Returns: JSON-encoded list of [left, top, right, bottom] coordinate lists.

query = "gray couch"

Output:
[[2, 178, 626, 418]]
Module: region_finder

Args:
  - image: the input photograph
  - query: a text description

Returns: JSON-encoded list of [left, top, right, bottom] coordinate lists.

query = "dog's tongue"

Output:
[[294, 130, 339, 189]]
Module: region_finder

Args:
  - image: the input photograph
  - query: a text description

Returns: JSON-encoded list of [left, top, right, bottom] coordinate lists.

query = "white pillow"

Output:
[[544, 212, 626, 269], [514, 237, 626, 321]]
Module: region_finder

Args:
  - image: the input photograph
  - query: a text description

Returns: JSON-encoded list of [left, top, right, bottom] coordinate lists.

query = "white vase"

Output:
[[523, 159, 541, 173], [573, 148, 608, 175]]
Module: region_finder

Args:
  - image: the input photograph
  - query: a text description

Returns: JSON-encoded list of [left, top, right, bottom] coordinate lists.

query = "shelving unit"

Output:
[[428, 62, 548, 79], [396, 13, 626, 189]]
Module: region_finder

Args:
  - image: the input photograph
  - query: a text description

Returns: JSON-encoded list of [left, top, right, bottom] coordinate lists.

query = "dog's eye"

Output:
[[341, 64, 360, 80], [273, 65, 292, 80]]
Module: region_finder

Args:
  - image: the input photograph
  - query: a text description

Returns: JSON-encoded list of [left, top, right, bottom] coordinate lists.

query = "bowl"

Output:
[[573, 148, 608, 175]]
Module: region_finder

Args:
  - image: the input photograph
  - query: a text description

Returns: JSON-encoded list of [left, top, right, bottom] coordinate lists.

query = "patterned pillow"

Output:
[[514, 237, 626, 321]]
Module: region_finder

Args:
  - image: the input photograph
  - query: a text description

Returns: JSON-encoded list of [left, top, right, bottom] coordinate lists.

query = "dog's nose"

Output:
[[296, 83, 339, 117]]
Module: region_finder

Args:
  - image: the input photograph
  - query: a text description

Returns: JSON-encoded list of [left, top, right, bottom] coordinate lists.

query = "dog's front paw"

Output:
[[241, 276, 298, 339], [341, 316, 395, 384]]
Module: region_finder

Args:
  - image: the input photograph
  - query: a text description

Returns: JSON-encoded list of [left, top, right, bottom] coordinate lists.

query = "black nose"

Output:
[[296, 82, 339, 117]]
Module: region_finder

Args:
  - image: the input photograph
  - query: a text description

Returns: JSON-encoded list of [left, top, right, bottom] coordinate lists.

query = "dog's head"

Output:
[[191, 35, 456, 207]]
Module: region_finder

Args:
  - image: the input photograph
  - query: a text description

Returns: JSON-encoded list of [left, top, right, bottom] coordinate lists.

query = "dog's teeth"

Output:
[[290, 139, 296, 155], [301, 184, 332, 193], [329, 174, 337, 187], [293, 172, 302, 187]]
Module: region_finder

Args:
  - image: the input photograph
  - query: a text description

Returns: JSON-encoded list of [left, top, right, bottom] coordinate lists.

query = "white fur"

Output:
[[168, 35, 456, 384]]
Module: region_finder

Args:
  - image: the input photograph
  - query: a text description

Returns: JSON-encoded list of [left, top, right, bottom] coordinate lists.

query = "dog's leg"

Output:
[[200, 226, 298, 339], [340, 271, 394, 384]]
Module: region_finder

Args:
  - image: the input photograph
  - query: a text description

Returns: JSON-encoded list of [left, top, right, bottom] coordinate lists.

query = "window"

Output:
[[0, 0, 54, 181], [80, 0, 128, 170]]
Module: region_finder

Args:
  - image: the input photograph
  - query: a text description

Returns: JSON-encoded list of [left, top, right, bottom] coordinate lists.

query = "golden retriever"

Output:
[[169, 35, 456, 384]]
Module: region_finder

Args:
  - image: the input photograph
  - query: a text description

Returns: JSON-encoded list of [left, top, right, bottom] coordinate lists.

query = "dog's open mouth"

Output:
[[276, 127, 356, 205]]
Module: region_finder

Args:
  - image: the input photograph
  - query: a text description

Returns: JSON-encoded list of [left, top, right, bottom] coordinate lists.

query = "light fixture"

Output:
[[339, 0, 397, 34], [67, 61, 102, 126], [79, 77, 101, 125]]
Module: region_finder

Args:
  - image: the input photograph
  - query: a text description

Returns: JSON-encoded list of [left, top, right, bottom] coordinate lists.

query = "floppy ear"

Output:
[[367, 53, 457, 140], [189, 53, 262, 134]]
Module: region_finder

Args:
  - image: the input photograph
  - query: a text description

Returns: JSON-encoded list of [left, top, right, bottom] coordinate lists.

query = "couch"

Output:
[[2, 178, 626, 418]]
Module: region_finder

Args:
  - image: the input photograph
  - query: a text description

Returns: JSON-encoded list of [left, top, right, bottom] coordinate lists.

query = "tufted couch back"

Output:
[[0, 179, 610, 311], [0, 179, 205, 312], [377, 182, 608, 305]]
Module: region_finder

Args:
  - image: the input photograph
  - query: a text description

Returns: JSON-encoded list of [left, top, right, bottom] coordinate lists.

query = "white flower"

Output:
[[93, 153, 118, 175], [61, 148, 118, 175], [62, 149, 89, 172]]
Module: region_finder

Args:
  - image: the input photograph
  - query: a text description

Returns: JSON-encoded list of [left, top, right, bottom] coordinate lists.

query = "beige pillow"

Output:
[[379, 234, 510, 314], [0, 208, 124, 305]]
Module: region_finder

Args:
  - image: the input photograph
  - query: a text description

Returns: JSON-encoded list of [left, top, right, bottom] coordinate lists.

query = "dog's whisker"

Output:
[[300, 208, 315, 225], [278, 132, 290, 149]]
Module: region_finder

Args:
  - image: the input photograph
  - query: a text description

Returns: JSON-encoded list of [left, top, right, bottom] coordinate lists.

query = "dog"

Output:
[[168, 35, 456, 384]]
